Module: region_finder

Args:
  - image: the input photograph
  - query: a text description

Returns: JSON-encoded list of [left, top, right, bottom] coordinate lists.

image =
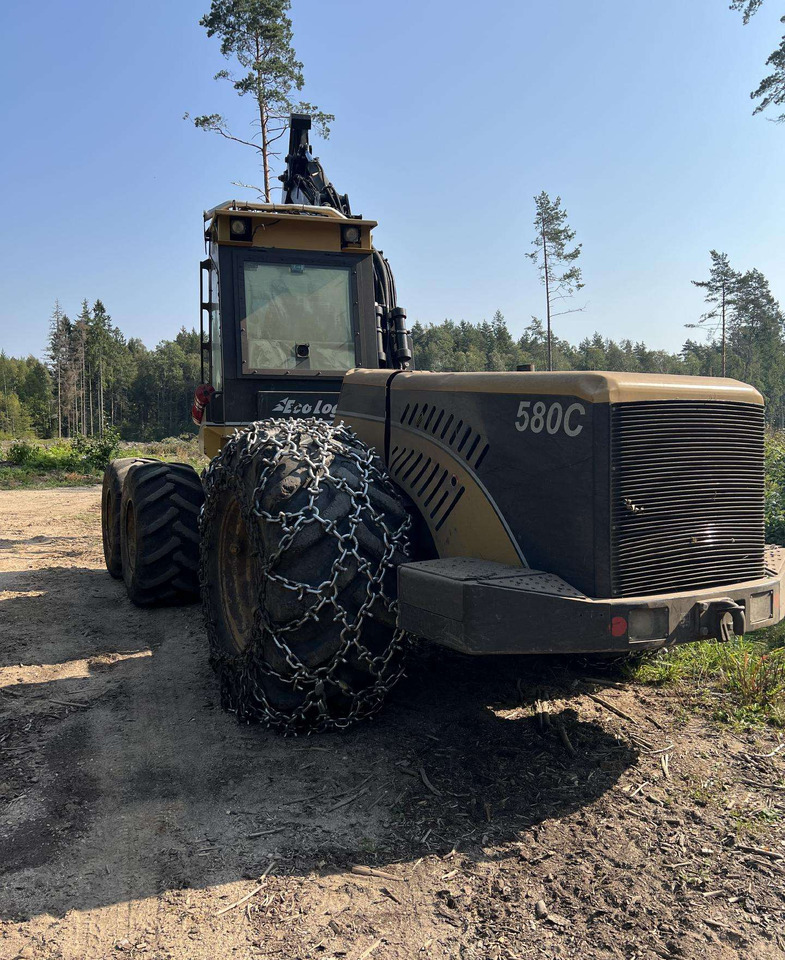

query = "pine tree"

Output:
[[47, 301, 70, 438], [730, 269, 785, 406], [526, 192, 585, 370], [90, 300, 115, 436], [690, 251, 739, 377], [73, 306, 88, 434], [730, 1, 785, 122], [188, 0, 333, 199]]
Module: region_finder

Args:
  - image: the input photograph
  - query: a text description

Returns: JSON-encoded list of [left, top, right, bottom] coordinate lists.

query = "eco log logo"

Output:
[[271, 396, 338, 417]]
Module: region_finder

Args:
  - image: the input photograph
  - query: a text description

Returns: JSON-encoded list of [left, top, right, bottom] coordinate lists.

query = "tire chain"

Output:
[[200, 418, 413, 734]]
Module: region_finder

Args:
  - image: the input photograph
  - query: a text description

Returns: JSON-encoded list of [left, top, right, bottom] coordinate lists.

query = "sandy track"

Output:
[[0, 487, 784, 960]]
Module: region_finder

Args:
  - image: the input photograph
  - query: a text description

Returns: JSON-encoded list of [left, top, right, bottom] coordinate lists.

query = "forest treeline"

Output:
[[2, 263, 784, 440], [0, 301, 200, 440], [412, 260, 785, 425], [412, 305, 782, 418]]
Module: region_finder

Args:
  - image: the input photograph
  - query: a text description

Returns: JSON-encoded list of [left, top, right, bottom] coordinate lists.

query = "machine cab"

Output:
[[197, 114, 412, 458], [199, 202, 383, 455]]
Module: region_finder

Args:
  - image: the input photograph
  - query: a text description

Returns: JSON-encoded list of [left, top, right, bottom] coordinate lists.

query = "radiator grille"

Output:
[[611, 400, 765, 597]]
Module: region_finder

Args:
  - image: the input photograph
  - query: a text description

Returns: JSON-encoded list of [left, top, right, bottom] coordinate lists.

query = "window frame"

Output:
[[234, 247, 361, 378], [208, 241, 223, 391]]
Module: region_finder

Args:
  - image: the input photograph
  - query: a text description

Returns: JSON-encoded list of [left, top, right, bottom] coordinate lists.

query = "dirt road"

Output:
[[1, 487, 784, 960]]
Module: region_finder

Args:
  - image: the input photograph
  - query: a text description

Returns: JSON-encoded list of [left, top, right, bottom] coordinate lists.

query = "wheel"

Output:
[[120, 461, 204, 606], [199, 419, 413, 734], [101, 457, 157, 578]]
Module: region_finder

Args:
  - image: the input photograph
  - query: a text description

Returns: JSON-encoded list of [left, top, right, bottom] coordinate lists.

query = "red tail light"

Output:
[[610, 616, 628, 638]]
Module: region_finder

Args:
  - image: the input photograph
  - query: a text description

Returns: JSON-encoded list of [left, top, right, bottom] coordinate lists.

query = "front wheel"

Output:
[[199, 419, 413, 733]]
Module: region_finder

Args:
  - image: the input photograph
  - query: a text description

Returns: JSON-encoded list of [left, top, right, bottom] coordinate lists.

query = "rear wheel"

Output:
[[101, 457, 157, 578], [200, 419, 413, 733], [120, 461, 204, 606]]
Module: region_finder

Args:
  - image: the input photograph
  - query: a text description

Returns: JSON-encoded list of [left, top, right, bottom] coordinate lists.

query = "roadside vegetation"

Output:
[[0, 430, 205, 489], [624, 628, 785, 729]]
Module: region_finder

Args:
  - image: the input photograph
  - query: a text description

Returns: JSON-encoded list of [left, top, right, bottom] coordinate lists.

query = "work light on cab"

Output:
[[341, 224, 361, 246], [229, 216, 251, 239]]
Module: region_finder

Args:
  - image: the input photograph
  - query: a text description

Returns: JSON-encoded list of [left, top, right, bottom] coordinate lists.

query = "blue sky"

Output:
[[1, 0, 782, 359]]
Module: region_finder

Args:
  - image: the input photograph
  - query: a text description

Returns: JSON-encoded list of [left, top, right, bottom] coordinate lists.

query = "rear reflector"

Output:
[[610, 616, 628, 637]]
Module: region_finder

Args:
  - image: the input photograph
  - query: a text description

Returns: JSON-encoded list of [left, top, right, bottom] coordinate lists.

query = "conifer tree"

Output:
[[731, 1, 785, 122], [188, 0, 333, 199], [690, 250, 739, 377], [47, 301, 70, 438], [526, 192, 584, 370]]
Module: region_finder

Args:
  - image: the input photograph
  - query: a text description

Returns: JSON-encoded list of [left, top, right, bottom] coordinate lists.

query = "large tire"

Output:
[[120, 461, 204, 606], [200, 419, 413, 734], [101, 457, 157, 578]]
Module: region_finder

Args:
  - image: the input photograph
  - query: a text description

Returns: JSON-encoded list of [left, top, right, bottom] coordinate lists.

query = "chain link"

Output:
[[200, 418, 413, 734]]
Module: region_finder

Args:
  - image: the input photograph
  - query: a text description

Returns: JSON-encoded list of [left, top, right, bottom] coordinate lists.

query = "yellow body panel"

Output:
[[390, 428, 524, 566], [207, 202, 376, 253], [203, 368, 762, 565], [383, 370, 763, 406], [336, 367, 764, 570], [200, 424, 236, 459]]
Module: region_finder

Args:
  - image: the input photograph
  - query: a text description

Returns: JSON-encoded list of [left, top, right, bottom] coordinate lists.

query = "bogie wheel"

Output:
[[200, 419, 413, 734], [120, 461, 204, 606], [101, 457, 158, 578]]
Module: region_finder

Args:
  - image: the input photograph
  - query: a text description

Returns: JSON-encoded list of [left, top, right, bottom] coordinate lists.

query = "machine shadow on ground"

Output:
[[0, 566, 638, 922]]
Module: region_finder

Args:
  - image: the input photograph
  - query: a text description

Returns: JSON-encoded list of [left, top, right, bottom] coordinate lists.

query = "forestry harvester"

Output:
[[101, 115, 785, 733]]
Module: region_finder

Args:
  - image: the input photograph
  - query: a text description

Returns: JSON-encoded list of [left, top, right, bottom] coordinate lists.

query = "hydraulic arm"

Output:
[[279, 114, 412, 370]]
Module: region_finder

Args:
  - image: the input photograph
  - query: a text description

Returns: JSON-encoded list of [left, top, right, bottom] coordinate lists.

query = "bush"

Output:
[[7, 440, 38, 465], [121, 435, 202, 466], [764, 431, 785, 545], [5, 430, 120, 473], [70, 428, 121, 470]]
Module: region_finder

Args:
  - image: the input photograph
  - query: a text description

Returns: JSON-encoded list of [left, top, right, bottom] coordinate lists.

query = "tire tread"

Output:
[[121, 461, 204, 606]]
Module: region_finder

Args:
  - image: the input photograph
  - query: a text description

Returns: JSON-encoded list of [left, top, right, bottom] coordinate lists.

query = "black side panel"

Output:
[[389, 388, 602, 596]]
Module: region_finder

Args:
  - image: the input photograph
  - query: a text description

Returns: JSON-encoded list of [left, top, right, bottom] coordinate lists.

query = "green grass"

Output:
[[0, 466, 103, 489], [625, 625, 785, 728], [0, 433, 207, 489], [119, 437, 207, 470]]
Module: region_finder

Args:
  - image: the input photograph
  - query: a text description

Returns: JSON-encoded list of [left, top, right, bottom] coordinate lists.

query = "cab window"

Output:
[[240, 261, 356, 372]]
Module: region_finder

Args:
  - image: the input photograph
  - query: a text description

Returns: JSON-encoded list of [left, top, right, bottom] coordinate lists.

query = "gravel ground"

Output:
[[1, 487, 784, 960]]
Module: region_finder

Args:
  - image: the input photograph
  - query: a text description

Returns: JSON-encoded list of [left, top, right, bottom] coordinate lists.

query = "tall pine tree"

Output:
[[690, 250, 739, 377], [188, 0, 333, 199], [526, 192, 584, 370]]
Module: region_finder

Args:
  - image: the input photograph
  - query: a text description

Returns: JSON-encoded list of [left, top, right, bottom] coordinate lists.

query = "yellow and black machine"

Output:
[[101, 115, 785, 733]]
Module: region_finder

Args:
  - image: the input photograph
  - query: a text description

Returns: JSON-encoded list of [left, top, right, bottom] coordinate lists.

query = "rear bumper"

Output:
[[397, 547, 785, 655]]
